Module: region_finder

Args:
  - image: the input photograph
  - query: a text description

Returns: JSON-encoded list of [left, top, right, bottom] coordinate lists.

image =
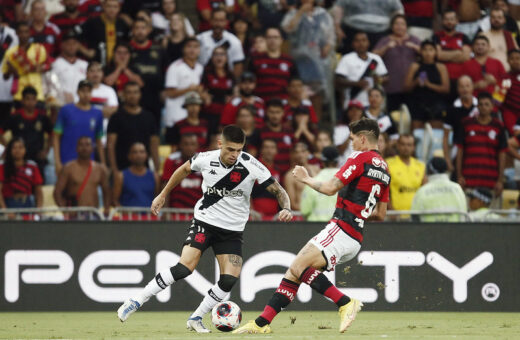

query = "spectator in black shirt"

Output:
[[104, 43, 144, 98], [107, 82, 159, 173], [75, 0, 130, 65], [129, 18, 165, 128], [1, 86, 52, 178], [162, 13, 190, 67]]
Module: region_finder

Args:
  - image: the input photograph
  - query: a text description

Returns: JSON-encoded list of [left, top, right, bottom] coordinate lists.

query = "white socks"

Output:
[[191, 283, 229, 319], [134, 268, 175, 305]]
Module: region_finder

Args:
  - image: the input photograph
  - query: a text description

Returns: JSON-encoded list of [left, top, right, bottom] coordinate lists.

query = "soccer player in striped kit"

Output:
[[235, 118, 391, 334]]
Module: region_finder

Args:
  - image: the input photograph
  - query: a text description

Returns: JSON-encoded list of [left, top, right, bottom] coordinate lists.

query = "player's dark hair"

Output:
[[182, 37, 200, 50], [349, 118, 380, 142], [420, 40, 436, 50], [15, 21, 30, 31], [264, 26, 282, 36], [77, 136, 92, 146], [261, 138, 278, 149], [4, 137, 27, 180], [211, 7, 227, 18], [265, 98, 284, 110], [442, 9, 457, 18], [222, 125, 246, 144], [133, 17, 149, 27], [87, 61, 102, 72], [477, 91, 493, 102], [128, 142, 147, 155], [22, 86, 38, 98], [123, 81, 140, 90], [508, 49, 520, 57], [390, 14, 407, 30], [237, 104, 256, 117], [473, 35, 489, 45], [368, 87, 385, 98]]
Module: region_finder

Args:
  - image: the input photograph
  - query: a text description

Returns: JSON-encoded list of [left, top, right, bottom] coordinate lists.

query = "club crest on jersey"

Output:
[[194, 233, 206, 244], [488, 130, 497, 140], [372, 157, 388, 170], [342, 165, 356, 180], [230, 172, 241, 183]]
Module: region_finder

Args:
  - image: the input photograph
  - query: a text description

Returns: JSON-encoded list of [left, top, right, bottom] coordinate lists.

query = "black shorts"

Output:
[[183, 219, 243, 256]]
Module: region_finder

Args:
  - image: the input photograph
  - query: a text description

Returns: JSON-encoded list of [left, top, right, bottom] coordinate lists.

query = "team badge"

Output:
[[372, 157, 382, 167], [488, 130, 497, 140], [25, 168, 32, 176], [230, 172, 241, 183], [194, 233, 206, 243], [470, 130, 476, 136], [280, 63, 288, 72], [283, 135, 291, 145]]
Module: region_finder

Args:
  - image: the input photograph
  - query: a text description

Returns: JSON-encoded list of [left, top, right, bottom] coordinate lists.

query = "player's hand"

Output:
[[151, 194, 165, 216], [292, 165, 309, 183], [278, 208, 293, 222]]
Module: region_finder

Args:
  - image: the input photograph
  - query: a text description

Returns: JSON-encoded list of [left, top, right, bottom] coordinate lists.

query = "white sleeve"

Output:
[[165, 63, 179, 88], [335, 55, 349, 78], [190, 152, 209, 172], [375, 55, 388, 76], [229, 38, 245, 64], [184, 18, 195, 36], [249, 156, 274, 187], [107, 87, 119, 107], [225, 0, 235, 6]]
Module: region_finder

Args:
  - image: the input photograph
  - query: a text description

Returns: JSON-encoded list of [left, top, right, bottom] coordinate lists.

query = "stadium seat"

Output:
[[158, 145, 172, 175]]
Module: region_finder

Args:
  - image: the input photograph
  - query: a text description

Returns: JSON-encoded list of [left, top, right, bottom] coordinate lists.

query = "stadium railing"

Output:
[[108, 207, 264, 221], [385, 210, 472, 222], [0, 207, 103, 221]]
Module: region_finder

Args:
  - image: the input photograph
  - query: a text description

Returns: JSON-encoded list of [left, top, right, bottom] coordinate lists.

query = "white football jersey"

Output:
[[190, 150, 274, 231]]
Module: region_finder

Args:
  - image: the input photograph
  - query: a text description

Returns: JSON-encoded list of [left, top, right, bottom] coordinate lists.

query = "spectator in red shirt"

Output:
[[248, 27, 297, 101], [432, 9, 471, 96], [165, 91, 209, 152], [50, 0, 89, 35], [201, 45, 234, 133], [283, 77, 318, 124], [162, 133, 203, 208], [456, 92, 507, 195], [259, 98, 295, 175], [251, 138, 281, 218], [462, 35, 507, 96], [235, 105, 261, 157], [220, 71, 265, 127], [501, 49, 520, 134], [29, 0, 61, 57], [0, 138, 43, 209]]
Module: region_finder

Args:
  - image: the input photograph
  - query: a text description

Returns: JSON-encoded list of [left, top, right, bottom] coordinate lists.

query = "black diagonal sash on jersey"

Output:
[[199, 162, 250, 210], [350, 59, 378, 99]]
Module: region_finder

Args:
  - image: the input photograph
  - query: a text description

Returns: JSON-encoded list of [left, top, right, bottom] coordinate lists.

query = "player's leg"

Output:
[[187, 234, 242, 332]]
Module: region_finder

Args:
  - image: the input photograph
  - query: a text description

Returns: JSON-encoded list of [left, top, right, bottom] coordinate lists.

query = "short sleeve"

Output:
[[161, 158, 174, 181], [335, 153, 364, 185], [335, 55, 349, 78], [165, 63, 179, 88], [32, 166, 43, 186], [42, 115, 53, 134], [106, 87, 119, 107], [250, 156, 273, 186], [374, 55, 388, 76], [190, 152, 206, 172], [230, 38, 245, 64]]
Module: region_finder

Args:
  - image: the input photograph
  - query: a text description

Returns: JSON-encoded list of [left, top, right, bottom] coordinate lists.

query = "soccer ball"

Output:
[[211, 301, 242, 332]]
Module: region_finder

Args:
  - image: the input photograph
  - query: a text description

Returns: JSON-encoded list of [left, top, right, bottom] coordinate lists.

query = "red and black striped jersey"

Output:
[[221, 96, 265, 128], [501, 71, 520, 114], [0, 161, 43, 198], [283, 99, 318, 124], [162, 155, 202, 208], [165, 118, 209, 150], [454, 116, 507, 189], [259, 126, 295, 175], [249, 52, 297, 101], [201, 69, 234, 116], [30, 23, 60, 57], [49, 12, 89, 35], [332, 150, 390, 244]]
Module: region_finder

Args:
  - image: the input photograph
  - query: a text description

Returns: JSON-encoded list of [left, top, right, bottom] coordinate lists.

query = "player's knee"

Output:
[[289, 263, 306, 280], [217, 274, 238, 292], [170, 263, 192, 281]]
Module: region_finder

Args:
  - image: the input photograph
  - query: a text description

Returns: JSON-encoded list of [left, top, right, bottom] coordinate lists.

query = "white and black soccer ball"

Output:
[[211, 301, 242, 332]]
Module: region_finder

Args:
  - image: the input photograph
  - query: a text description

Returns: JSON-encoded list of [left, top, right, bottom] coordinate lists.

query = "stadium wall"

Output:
[[1, 222, 519, 311]]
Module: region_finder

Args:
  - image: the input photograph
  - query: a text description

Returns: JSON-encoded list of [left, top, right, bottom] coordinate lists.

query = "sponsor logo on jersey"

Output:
[[206, 186, 244, 198], [367, 168, 390, 184], [209, 169, 217, 175], [276, 288, 295, 301], [210, 161, 219, 167], [342, 165, 356, 180]]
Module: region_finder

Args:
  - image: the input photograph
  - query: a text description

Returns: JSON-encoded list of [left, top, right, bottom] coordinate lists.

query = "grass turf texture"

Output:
[[1, 311, 519, 339]]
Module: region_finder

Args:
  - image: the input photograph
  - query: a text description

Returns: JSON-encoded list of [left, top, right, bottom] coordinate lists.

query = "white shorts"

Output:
[[309, 221, 361, 271]]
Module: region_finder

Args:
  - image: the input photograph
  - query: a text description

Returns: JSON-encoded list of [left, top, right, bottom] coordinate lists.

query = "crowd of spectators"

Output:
[[1, 0, 520, 220]]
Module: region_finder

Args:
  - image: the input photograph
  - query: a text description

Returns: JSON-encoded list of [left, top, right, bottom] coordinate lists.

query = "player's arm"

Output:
[[265, 180, 293, 222], [150, 160, 192, 215], [293, 165, 344, 196], [368, 202, 387, 221]]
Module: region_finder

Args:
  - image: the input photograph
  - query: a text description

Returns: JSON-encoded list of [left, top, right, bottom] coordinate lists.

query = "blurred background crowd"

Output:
[[1, 0, 520, 221]]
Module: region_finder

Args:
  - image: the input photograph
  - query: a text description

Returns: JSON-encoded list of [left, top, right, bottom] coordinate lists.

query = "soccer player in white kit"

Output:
[[117, 125, 293, 332]]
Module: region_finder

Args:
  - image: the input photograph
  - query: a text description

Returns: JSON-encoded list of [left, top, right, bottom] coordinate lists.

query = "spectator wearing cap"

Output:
[[49, 0, 89, 34], [53, 80, 105, 175], [107, 82, 159, 174], [336, 32, 388, 111], [197, 9, 245, 80], [467, 187, 500, 221], [75, 0, 130, 65], [29, 0, 61, 58], [221, 71, 265, 127], [386, 134, 426, 211], [51, 31, 88, 104], [248, 27, 297, 102], [455, 92, 507, 195], [411, 157, 467, 222], [251, 138, 282, 218], [129, 18, 165, 129], [1, 86, 52, 179], [284, 142, 319, 211], [201, 45, 234, 134], [300, 146, 340, 222], [165, 91, 208, 152], [334, 99, 364, 165], [163, 37, 204, 128]]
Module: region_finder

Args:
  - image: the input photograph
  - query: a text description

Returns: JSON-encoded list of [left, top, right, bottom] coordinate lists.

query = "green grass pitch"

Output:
[[1, 311, 519, 339]]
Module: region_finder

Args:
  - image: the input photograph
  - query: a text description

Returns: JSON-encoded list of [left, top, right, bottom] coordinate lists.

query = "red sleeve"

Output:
[[0, 164, 4, 182], [221, 103, 238, 125], [32, 165, 43, 186], [197, 0, 211, 11], [161, 158, 175, 181], [334, 153, 364, 185], [380, 183, 390, 203]]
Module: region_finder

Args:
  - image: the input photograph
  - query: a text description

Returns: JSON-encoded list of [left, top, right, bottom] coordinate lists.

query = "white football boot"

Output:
[[117, 299, 141, 322], [186, 316, 211, 333]]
